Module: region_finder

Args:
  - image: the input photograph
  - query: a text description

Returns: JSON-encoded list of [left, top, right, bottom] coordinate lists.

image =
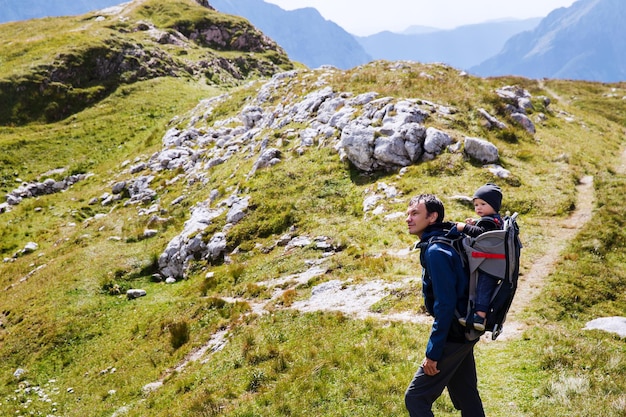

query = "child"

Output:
[[456, 183, 503, 331]]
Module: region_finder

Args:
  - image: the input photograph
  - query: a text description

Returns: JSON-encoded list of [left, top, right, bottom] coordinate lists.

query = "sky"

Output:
[[264, 0, 579, 36]]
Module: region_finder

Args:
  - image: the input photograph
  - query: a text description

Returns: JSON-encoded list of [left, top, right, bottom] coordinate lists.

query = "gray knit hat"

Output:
[[473, 183, 502, 212]]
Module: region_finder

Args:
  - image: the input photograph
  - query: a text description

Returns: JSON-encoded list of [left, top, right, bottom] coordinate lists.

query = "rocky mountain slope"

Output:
[[1, 1, 626, 416], [0, 0, 292, 125]]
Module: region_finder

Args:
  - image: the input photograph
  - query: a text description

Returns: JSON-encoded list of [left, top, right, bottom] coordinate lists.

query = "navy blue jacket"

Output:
[[419, 222, 470, 361]]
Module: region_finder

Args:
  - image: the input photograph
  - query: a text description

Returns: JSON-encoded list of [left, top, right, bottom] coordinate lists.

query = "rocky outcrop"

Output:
[[3, 174, 89, 211], [157, 202, 226, 279], [64, 63, 538, 281], [495, 85, 539, 134]]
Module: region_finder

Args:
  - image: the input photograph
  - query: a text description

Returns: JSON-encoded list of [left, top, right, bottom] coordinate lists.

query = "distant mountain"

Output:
[[471, 0, 626, 82], [0, 0, 124, 22], [209, 0, 372, 69], [400, 25, 441, 35], [357, 19, 541, 70]]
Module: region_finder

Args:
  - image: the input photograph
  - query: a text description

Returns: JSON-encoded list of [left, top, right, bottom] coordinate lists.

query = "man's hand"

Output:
[[421, 357, 440, 376]]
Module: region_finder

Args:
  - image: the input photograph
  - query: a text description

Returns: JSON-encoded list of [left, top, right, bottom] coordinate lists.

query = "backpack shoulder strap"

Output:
[[425, 235, 468, 268], [476, 215, 502, 231]]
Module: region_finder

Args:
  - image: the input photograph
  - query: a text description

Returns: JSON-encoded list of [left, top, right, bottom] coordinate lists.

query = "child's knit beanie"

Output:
[[473, 183, 502, 212]]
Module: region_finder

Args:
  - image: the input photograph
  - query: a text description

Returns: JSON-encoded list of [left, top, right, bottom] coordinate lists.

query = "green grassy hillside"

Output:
[[1, 2, 625, 417]]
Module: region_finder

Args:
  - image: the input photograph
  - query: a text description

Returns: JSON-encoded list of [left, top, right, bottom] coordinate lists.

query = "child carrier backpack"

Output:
[[425, 213, 522, 340]]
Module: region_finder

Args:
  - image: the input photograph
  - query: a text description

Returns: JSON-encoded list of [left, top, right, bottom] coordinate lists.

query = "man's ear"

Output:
[[428, 211, 438, 224]]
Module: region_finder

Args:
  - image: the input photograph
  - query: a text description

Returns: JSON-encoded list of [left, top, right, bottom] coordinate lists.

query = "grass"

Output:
[[1, 12, 626, 416]]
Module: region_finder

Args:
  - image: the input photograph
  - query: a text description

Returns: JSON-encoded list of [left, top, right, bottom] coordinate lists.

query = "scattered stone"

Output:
[[510, 112, 536, 134], [111, 181, 127, 194], [127, 289, 147, 300], [478, 108, 507, 130], [584, 317, 626, 337], [464, 137, 499, 164], [485, 164, 511, 178], [143, 381, 163, 393], [13, 242, 38, 258], [4, 174, 88, 208]]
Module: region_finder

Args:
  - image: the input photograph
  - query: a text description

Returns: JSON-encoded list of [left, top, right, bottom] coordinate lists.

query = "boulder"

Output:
[[464, 137, 499, 164]]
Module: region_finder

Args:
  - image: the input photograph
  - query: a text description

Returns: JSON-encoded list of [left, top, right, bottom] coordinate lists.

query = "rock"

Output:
[[478, 108, 507, 130], [277, 234, 292, 246], [158, 202, 225, 279], [112, 181, 127, 194], [247, 148, 281, 178], [129, 162, 147, 174], [464, 137, 499, 164], [495, 85, 531, 103], [290, 86, 335, 122], [485, 164, 511, 178], [363, 194, 382, 212], [3, 174, 87, 207], [22, 242, 38, 254], [517, 97, 534, 112], [226, 196, 249, 224], [338, 122, 376, 171], [240, 105, 264, 129], [423, 127, 452, 155], [143, 381, 163, 393], [206, 233, 227, 260], [127, 176, 157, 204], [584, 317, 626, 337], [285, 236, 312, 250], [127, 289, 147, 300], [510, 112, 536, 134]]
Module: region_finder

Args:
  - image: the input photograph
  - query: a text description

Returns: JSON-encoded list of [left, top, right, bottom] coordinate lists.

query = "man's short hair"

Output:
[[409, 194, 445, 223]]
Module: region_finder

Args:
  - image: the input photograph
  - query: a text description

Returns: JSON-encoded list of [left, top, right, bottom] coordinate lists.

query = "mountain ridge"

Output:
[[471, 0, 626, 81], [356, 18, 541, 70], [208, 0, 372, 69]]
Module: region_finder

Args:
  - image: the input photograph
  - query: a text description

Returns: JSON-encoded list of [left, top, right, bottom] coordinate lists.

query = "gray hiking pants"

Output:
[[405, 341, 485, 417]]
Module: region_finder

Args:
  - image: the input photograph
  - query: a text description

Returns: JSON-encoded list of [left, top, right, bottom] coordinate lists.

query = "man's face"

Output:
[[406, 201, 437, 237]]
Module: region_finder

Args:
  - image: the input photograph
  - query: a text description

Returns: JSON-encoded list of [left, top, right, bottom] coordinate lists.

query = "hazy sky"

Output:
[[264, 0, 579, 35]]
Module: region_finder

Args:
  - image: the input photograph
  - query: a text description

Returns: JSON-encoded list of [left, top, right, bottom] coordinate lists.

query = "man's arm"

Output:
[[423, 244, 459, 362]]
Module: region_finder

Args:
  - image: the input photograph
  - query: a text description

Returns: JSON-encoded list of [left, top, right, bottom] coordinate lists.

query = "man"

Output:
[[404, 194, 485, 417]]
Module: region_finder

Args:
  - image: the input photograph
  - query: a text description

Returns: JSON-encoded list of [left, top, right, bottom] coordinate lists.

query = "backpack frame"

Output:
[[426, 213, 522, 340]]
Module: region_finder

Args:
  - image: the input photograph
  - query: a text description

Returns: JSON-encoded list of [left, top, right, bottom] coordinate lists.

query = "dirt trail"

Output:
[[493, 175, 594, 340]]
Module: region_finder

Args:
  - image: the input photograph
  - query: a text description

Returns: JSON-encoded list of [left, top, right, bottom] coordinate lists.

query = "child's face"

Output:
[[473, 198, 496, 217]]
